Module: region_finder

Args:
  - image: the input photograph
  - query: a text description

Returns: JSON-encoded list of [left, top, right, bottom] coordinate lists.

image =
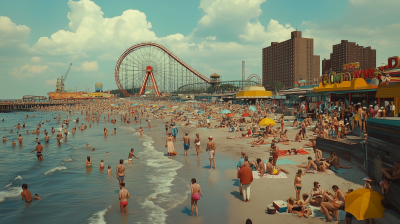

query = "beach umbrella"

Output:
[[160, 106, 166, 109], [179, 108, 183, 109], [249, 106, 256, 112], [345, 188, 385, 220], [138, 104, 143, 106], [132, 103, 138, 106], [242, 113, 251, 117], [177, 109, 183, 112], [259, 118, 276, 126], [220, 109, 231, 114], [197, 110, 205, 114], [153, 105, 157, 107], [226, 113, 235, 117]]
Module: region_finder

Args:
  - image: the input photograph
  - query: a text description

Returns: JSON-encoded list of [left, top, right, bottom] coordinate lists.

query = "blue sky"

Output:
[[1, 0, 399, 98]]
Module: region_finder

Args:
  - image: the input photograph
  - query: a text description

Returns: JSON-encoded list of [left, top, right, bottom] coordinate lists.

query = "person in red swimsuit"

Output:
[[119, 183, 130, 214], [271, 143, 279, 167]]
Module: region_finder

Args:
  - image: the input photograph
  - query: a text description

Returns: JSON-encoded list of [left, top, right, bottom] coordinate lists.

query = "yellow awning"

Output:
[[236, 90, 272, 98], [376, 83, 400, 98]]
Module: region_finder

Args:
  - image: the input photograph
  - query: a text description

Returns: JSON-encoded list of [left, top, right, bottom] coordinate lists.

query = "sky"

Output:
[[0, 0, 399, 99]]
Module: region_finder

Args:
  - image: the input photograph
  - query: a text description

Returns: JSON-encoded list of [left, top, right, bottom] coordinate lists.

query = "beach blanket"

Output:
[[252, 171, 288, 179], [280, 141, 290, 145], [278, 149, 309, 157], [277, 206, 346, 220], [306, 169, 334, 174], [331, 167, 345, 173]]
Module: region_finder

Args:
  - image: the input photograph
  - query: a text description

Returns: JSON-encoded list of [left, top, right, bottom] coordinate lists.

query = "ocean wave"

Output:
[[4, 182, 12, 188], [87, 206, 111, 224], [44, 166, 67, 175], [0, 187, 23, 203], [63, 158, 73, 162], [119, 126, 135, 132], [13, 175, 22, 180]]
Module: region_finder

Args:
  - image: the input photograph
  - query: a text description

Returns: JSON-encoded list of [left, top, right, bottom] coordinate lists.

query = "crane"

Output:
[[56, 63, 72, 93]]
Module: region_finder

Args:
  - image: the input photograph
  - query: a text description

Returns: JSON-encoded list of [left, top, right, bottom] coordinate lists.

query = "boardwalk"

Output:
[[0, 101, 83, 112]]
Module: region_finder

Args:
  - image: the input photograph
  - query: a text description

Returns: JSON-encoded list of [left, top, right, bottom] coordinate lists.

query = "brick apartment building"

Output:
[[262, 31, 320, 89], [321, 40, 376, 74]]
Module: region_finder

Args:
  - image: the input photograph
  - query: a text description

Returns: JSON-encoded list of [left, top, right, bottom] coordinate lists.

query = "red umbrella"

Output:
[[242, 113, 251, 117], [226, 113, 235, 117]]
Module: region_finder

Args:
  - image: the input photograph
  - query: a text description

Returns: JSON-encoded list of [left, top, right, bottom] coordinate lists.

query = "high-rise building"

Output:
[[262, 31, 320, 89], [313, 55, 320, 82], [322, 40, 376, 74]]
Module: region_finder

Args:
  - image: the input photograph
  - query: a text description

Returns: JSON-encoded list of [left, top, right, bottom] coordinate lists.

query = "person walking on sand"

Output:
[[190, 178, 203, 216], [194, 133, 200, 156], [183, 132, 190, 156], [128, 148, 140, 164], [206, 136, 216, 169], [166, 132, 174, 156], [119, 182, 130, 214], [237, 162, 253, 202], [294, 169, 302, 201], [116, 159, 126, 185], [30, 142, 44, 161]]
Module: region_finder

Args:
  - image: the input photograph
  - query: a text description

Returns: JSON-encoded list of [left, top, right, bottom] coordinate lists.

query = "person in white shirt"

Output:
[[390, 101, 395, 117]]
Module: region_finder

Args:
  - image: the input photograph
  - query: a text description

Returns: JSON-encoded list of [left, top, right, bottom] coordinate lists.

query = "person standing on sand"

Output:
[[21, 184, 32, 202], [30, 142, 44, 161], [279, 114, 284, 130], [128, 148, 140, 164], [190, 178, 203, 216], [270, 143, 279, 167], [165, 122, 169, 134], [183, 132, 190, 156], [116, 159, 126, 185], [166, 133, 174, 156], [237, 162, 253, 202], [194, 133, 200, 156], [294, 169, 302, 201], [119, 182, 130, 214], [206, 136, 216, 169]]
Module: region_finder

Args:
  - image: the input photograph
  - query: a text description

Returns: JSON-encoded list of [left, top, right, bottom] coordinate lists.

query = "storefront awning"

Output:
[[376, 83, 400, 98]]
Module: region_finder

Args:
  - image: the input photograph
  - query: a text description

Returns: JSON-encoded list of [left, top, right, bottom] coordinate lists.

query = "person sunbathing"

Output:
[[280, 130, 289, 142], [248, 136, 264, 144], [293, 130, 303, 142], [381, 161, 400, 191], [325, 152, 352, 170], [303, 157, 318, 175], [254, 158, 266, 177], [292, 119, 299, 127], [310, 181, 324, 206], [272, 137, 279, 144], [304, 138, 316, 147], [266, 157, 289, 174], [287, 197, 303, 218], [298, 199, 312, 218]]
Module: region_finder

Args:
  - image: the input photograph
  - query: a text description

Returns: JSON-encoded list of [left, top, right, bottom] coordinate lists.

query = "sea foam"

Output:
[[87, 206, 110, 224], [13, 175, 22, 180], [44, 166, 67, 175], [0, 187, 23, 203]]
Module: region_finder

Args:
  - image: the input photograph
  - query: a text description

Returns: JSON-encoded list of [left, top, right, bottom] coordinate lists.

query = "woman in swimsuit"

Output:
[[310, 181, 324, 206], [294, 169, 302, 201], [86, 156, 93, 168], [190, 178, 202, 216], [194, 133, 200, 156]]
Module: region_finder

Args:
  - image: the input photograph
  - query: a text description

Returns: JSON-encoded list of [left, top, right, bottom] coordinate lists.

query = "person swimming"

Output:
[[86, 156, 93, 168]]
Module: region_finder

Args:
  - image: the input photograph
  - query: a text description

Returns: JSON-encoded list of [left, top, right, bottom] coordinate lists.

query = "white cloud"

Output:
[[31, 0, 156, 57], [81, 61, 99, 71], [45, 79, 57, 85], [9, 64, 48, 79], [206, 36, 216, 40], [0, 16, 30, 53], [31, 57, 41, 62], [239, 19, 295, 44]]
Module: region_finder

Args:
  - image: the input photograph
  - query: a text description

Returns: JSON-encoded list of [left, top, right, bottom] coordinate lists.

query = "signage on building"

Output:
[[321, 56, 399, 86], [342, 62, 360, 70]]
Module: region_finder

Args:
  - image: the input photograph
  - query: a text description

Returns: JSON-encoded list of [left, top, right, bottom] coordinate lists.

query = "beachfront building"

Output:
[[321, 40, 376, 74], [262, 31, 320, 89]]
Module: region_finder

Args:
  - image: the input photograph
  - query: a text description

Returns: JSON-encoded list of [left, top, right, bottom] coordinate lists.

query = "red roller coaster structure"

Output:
[[114, 42, 210, 97]]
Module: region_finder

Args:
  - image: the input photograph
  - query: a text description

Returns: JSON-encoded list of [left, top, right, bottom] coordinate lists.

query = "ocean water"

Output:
[[0, 111, 236, 224]]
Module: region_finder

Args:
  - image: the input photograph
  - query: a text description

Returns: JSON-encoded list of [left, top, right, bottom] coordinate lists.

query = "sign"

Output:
[[342, 62, 360, 70], [321, 56, 399, 86]]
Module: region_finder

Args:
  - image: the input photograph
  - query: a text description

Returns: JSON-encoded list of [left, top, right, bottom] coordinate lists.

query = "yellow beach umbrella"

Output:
[[259, 118, 276, 126], [152, 105, 157, 107], [138, 104, 143, 106], [345, 188, 385, 220]]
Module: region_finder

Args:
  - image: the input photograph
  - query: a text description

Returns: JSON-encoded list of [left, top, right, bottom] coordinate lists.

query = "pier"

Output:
[[0, 101, 82, 112]]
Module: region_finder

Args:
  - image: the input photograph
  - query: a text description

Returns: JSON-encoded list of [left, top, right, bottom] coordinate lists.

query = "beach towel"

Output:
[[278, 149, 309, 157], [331, 167, 345, 173], [252, 171, 288, 179], [280, 141, 290, 145], [275, 159, 299, 165]]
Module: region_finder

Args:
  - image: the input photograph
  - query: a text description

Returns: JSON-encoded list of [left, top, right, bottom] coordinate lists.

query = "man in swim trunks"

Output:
[[116, 159, 126, 185], [119, 182, 130, 214], [18, 134, 23, 145], [266, 157, 289, 174], [183, 132, 190, 156], [206, 136, 216, 169], [30, 142, 43, 161], [128, 148, 140, 164], [21, 183, 32, 202]]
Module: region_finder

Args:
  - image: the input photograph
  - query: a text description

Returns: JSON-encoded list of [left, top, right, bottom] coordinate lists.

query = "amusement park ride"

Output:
[[56, 63, 72, 93]]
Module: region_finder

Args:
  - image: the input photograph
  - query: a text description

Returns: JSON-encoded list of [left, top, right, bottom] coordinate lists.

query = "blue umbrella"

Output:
[[132, 103, 138, 106], [197, 111, 204, 114], [220, 109, 231, 114], [249, 106, 256, 112], [160, 106, 166, 109]]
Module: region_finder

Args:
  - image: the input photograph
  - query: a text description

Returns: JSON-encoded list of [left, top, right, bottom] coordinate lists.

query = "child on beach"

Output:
[[287, 197, 302, 218], [100, 160, 104, 169], [34, 194, 41, 200], [108, 165, 112, 176], [294, 169, 302, 201]]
